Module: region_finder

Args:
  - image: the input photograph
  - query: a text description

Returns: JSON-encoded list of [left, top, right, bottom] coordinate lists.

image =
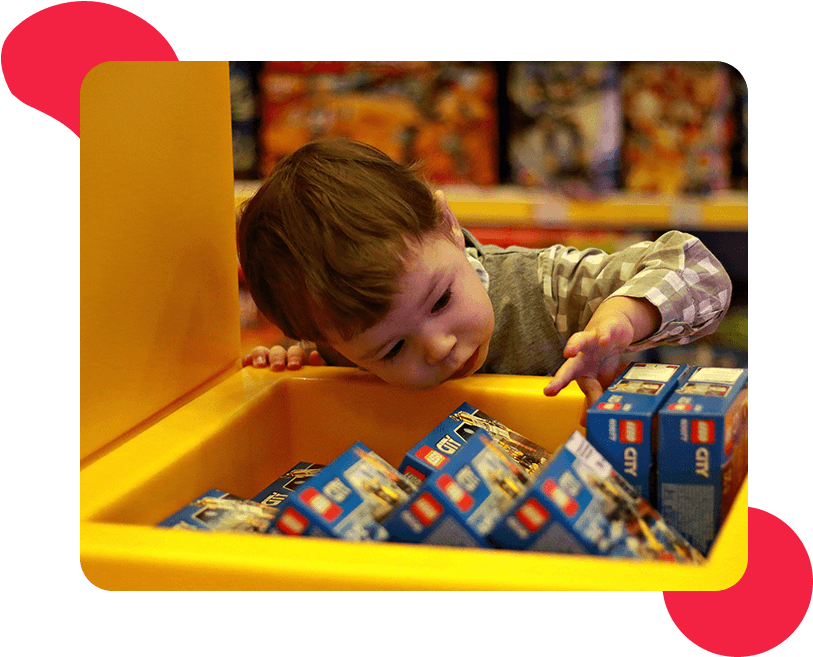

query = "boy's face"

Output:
[[329, 227, 494, 390]]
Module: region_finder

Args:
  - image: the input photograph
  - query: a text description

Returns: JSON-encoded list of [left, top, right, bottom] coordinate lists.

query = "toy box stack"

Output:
[[252, 461, 323, 509], [621, 61, 733, 195], [157, 490, 278, 534], [657, 367, 748, 555], [257, 61, 498, 185], [506, 61, 621, 195], [273, 442, 417, 541], [398, 401, 552, 487], [383, 430, 531, 548], [489, 431, 704, 563], [586, 362, 691, 500]]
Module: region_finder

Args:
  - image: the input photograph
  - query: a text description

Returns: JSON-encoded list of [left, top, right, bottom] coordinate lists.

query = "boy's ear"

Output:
[[434, 190, 465, 249]]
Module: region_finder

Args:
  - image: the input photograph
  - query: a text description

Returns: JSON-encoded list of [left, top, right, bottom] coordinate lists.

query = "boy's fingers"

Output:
[[576, 376, 604, 426], [286, 344, 305, 369], [267, 345, 287, 371], [244, 346, 271, 367], [544, 352, 585, 396], [308, 350, 327, 366]]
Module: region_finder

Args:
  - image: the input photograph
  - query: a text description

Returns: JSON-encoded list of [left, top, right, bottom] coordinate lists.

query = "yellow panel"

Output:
[[80, 62, 240, 461]]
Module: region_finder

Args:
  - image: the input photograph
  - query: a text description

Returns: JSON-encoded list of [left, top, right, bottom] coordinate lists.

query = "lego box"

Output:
[[157, 489, 278, 534], [252, 461, 323, 509], [399, 401, 552, 487], [489, 431, 704, 563], [586, 362, 691, 500], [273, 443, 416, 541], [657, 367, 748, 555], [384, 430, 530, 548]]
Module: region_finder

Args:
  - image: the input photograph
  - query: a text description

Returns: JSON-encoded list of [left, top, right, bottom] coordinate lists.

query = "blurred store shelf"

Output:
[[235, 182, 747, 231]]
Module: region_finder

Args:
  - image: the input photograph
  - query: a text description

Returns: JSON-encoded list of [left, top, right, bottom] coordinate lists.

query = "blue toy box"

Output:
[[157, 489, 278, 534], [398, 401, 552, 487], [384, 430, 530, 548], [586, 362, 691, 500], [273, 443, 416, 541], [657, 367, 748, 554], [489, 432, 704, 562], [252, 461, 324, 509]]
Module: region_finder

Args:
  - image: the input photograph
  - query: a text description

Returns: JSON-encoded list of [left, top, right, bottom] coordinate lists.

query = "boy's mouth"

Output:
[[449, 346, 482, 380]]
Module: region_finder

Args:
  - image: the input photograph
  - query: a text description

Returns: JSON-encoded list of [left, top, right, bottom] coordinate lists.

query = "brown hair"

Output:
[[237, 139, 448, 342]]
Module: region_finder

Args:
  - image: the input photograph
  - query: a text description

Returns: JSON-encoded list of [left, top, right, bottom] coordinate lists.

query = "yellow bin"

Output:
[[80, 62, 747, 591]]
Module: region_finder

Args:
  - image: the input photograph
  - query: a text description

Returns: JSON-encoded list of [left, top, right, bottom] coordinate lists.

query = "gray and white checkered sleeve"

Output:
[[540, 231, 732, 349]]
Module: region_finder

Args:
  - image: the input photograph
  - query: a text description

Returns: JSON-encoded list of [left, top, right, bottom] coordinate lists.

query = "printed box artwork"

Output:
[[399, 401, 552, 487], [489, 432, 705, 563], [621, 62, 733, 195], [657, 367, 748, 555], [273, 443, 416, 541], [257, 61, 498, 185], [506, 61, 622, 194], [383, 431, 531, 548], [157, 489, 278, 534], [252, 462, 324, 508], [586, 362, 691, 500]]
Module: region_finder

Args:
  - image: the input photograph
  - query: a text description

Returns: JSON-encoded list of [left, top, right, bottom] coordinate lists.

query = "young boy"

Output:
[[238, 139, 731, 412]]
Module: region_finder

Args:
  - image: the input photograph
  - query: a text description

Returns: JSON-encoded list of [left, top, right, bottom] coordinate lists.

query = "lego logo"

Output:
[[403, 465, 426, 484], [542, 478, 579, 517], [516, 498, 550, 532], [597, 402, 622, 411], [411, 493, 443, 526], [619, 420, 643, 444], [416, 445, 448, 468], [301, 487, 342, 521], [438, 473, 474, 512], [277, 507, 309, 535], [691, 420, 715, 444]]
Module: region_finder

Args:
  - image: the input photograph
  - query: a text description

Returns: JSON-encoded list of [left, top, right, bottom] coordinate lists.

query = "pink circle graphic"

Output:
[[2, 1, 177, 136], [664, 507, 811, 655]]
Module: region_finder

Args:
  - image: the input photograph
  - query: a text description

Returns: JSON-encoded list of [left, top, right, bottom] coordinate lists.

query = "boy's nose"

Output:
[[422, 331, 456, 366]]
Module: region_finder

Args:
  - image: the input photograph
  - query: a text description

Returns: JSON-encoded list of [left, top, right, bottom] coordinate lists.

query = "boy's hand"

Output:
[[543, 296, 660, 424], [243, 343, 327, 371]]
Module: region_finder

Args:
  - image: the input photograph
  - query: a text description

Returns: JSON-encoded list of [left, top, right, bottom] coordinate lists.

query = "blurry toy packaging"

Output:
[[399, 401, 552, 487], [657, 367, 748, 554], [273, 442, 416, 541], [621, 62, 733, 195], [506, 61, 622, 194], [256, 61, 498, 185], [586, 362, 691, 500], [157, 489, 278, 534], [489, 432, 705, 563], [252, 461, 324, 509], [383, 431, 531, 548]]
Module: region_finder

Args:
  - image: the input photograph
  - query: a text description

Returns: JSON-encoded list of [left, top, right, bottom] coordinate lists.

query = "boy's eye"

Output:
[[382, 340, 404, 361], [431, 287, 453, 313]]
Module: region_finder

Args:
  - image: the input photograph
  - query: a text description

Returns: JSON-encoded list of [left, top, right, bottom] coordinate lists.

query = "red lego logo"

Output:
[[410, 493, 444, 526], [542, 478, 579, 517], [691, 420, 715, 444], [277, 507, 309, 535], [300, 486, 342, 521], [416, 445, 449, 468], [403, 465, 426, 484], [516, 497, 550, 532], [619, 420, 643, 444], [597, 402, 622, 411], [438, 473, 474, 512]]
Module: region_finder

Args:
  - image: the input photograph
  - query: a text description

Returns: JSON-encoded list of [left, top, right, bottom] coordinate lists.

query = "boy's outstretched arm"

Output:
[[539, 230, 731, 424], [543, 296, 661, 420]]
